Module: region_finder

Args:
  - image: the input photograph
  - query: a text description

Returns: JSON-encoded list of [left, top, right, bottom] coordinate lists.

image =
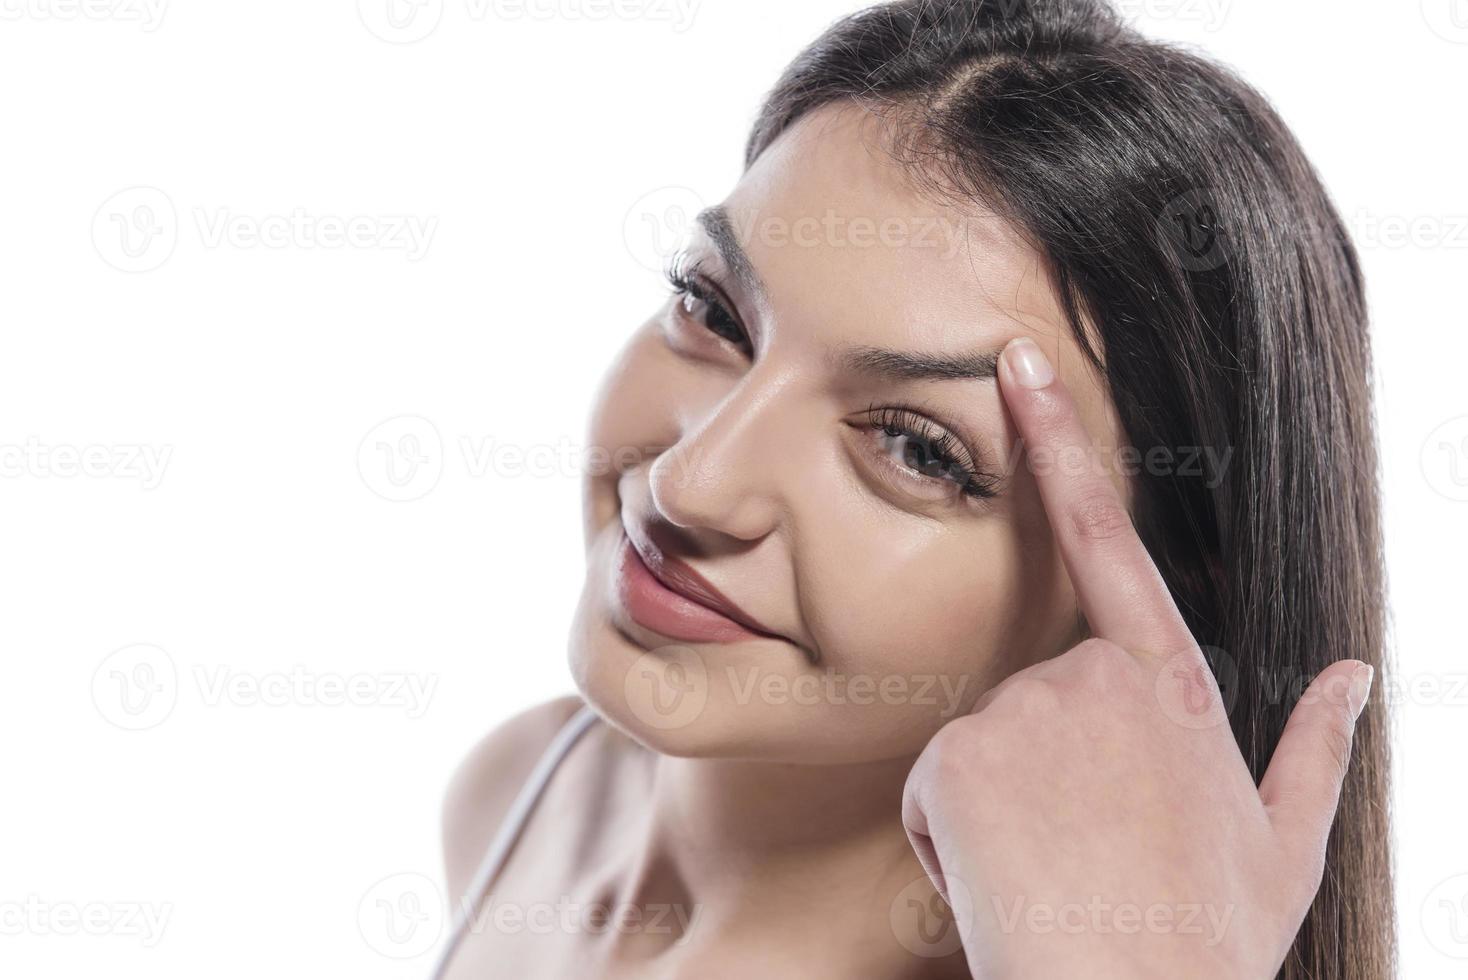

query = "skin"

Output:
[[439, 103, 1367, 978]]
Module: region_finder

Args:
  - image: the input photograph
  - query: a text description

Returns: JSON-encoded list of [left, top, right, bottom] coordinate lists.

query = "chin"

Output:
[[568, 602, 953, 765], [567, 596, 775, 759]]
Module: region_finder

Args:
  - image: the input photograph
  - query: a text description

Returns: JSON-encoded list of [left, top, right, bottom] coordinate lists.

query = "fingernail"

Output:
[[1006, 338, 1055, 389], [1347, 664, 1374, 721]]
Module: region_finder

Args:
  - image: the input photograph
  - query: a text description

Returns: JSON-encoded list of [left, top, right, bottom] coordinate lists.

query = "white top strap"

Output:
[[427, 703, 600, 980]]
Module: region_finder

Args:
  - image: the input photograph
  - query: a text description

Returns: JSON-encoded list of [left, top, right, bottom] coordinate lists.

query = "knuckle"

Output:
[[1069, 491, 1133, 543], [1069, 637, 1135, 684], [928, 716, 989, 781], [994, 675, 1063, 717], [1074, 637, 1128, 665]]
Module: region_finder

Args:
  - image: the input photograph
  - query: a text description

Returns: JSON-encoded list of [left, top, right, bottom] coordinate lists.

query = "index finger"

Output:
[[997, 336, 1195, 659]]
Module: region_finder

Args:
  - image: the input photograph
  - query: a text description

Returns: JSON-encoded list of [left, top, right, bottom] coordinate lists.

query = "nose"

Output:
[[646, 374, 792, 546]]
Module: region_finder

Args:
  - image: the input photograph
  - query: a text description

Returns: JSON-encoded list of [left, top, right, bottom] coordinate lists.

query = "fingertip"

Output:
[[1310, 659, 1373, 723], [1347, 662, 1374, 722], [1002, 337, 1055, 390]]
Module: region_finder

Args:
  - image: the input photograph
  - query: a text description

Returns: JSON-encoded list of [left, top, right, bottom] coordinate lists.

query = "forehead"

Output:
[[722, 103, 1070, 358]]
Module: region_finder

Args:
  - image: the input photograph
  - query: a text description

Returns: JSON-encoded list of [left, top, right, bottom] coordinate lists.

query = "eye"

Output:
[[665, 260, 750, 351], [863, 406, 1000, 500]]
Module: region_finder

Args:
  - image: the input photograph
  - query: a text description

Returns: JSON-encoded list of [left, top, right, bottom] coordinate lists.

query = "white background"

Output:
[[0, 0, 1463, 976]]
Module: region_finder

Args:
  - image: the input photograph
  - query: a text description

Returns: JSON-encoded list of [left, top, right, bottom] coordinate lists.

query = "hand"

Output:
[[900, 337, 1373, 980]]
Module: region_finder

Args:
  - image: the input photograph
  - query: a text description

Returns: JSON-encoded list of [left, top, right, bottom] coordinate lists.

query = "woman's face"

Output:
[[570, 103, 1125, 764]]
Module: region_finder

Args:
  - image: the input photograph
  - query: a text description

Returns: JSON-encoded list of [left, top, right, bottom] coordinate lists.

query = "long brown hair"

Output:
[[746, 1, 1394, 975]]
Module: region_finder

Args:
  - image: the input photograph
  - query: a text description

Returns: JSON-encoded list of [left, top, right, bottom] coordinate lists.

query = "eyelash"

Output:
[[665, 259, 749, 351], [864, 404, 1001, 500]]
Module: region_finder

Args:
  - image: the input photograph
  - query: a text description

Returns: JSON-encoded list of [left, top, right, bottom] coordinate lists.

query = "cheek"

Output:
[[798, 505, 1074, 709], [581, 321, 686, 541], [587, 323, 679, 459], [808, 529, 1012, 684]]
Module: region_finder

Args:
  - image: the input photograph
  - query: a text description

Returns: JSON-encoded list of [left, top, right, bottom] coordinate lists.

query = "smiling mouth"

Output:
[[614, 527, 787, 646]]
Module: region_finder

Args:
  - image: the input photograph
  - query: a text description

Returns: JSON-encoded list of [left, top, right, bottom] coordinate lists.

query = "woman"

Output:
[[434, 0, 1393, 976]]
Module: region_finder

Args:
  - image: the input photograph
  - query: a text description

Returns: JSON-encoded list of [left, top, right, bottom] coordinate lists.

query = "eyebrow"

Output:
[[693, 206, 999, 383], [695, 206, 766, 300], [837, 345, 1001, 382]]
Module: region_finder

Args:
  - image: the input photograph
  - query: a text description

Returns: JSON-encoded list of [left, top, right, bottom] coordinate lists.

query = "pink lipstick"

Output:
[[614, 530, 782, 645]]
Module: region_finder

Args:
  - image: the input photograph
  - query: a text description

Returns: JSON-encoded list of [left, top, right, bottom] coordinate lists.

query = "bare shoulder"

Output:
[[440, 695, 586, 900]]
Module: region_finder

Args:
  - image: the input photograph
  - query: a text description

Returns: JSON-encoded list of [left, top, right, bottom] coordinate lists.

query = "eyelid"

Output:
[[661, 267, 756, 368], [847, 420, 995, 506], [668, 252, 753, 337], [869, 404, 979, 475], [687, 271, 741, 324], [852, 403, 1004, 503], [875, 400, 997, 478]]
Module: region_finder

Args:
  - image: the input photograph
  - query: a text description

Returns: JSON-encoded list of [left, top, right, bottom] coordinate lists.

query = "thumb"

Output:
[[1258, 659, 1373, 855]]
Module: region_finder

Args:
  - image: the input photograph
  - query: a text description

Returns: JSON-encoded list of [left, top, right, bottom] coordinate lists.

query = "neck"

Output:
[[619, 748, 932, 937], [652, 750, 917, 867]]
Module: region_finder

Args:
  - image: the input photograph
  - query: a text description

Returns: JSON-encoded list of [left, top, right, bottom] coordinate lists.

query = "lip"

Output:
[[614, 529, 784, 645]]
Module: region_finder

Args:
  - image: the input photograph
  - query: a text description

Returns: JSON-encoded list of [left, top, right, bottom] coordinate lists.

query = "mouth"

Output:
[[613, 527, 786, 646]]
